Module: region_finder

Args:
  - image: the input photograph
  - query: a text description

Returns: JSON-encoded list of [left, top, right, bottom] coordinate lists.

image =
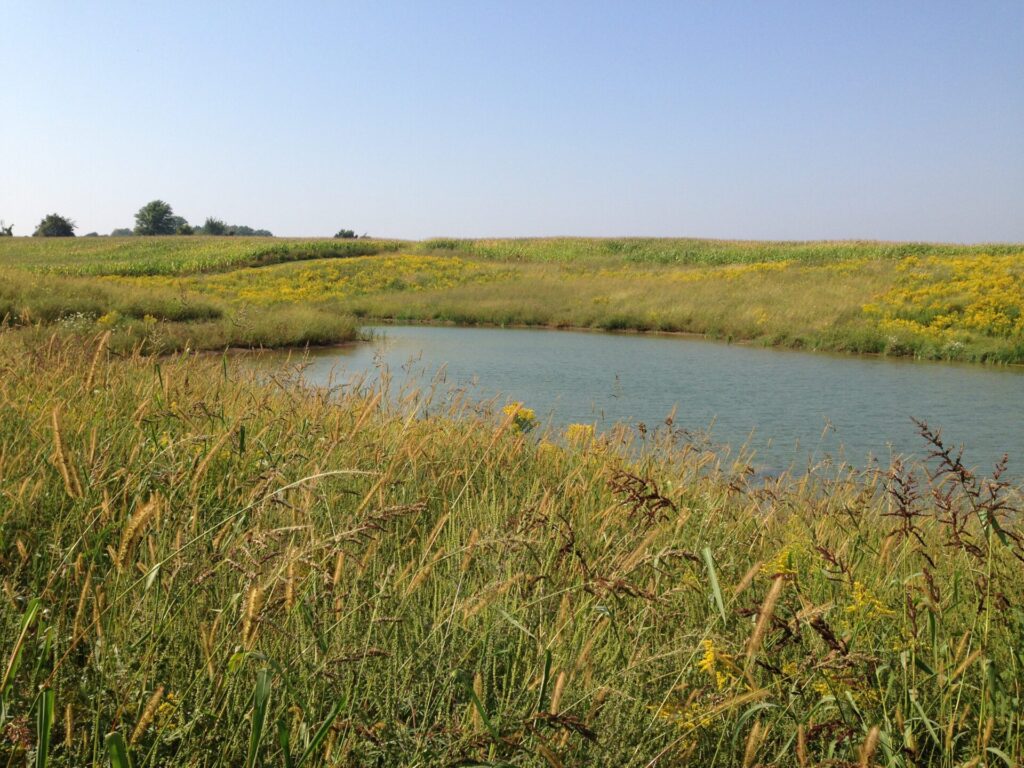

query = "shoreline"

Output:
[[313, 316, 1024, 371]]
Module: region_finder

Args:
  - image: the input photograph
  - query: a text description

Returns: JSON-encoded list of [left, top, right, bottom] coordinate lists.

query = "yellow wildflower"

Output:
[[845, 580, 894, 619], [564, 423, 595, 445], [502, 402, 537, 432], [697, 639, 737, 690]]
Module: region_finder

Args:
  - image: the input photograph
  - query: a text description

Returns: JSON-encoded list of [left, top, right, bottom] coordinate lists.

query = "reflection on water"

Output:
[[255, 325, 1024, 477]]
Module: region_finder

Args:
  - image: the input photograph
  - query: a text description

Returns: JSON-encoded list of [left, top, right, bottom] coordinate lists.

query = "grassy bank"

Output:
[[1, 236, 1022, 362], [1, 331, 1022, 765]]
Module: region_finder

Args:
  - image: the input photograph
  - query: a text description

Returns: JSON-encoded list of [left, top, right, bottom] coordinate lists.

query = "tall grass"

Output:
[[1, 331, 1021, 765]]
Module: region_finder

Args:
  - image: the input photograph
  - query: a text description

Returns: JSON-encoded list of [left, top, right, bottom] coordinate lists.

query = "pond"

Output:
[[266, 324, 1024, 477]]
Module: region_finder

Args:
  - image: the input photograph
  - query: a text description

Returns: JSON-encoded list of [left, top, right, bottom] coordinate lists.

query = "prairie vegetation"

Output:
[[0, 238, 405, 351], [419, 237, 1021, 267], [1, 236, 402, 276], [0, 236, 1021, 361], [0, 331, 1022, 765]]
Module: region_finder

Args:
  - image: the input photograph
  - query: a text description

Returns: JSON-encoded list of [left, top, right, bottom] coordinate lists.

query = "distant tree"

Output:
[[169, 216, 193, 235], [83, 232, 99, 237], [111, 228, 134, 237], [334, 229, 356, 239], [202, 217, 227, 236], [134, 200, 177, 235], [193, 218, 271, 236], [33, 213, 76, 237], [0, 221, 12, 237]]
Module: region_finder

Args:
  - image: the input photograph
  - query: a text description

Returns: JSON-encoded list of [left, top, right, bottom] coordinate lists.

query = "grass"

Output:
[[0, 236, 403, 276], [1, 236, 1022, 362], [1, 330, 1022, 765], [0, 237, 414, 353], [419, 237, 1024, 267]]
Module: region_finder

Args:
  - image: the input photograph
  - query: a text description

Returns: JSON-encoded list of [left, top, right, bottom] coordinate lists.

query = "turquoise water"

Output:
[[272, 325, 1024, 477]]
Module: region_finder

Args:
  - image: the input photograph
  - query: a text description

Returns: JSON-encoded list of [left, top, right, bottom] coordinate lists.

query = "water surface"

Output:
[[267, 325, 1024, 476]]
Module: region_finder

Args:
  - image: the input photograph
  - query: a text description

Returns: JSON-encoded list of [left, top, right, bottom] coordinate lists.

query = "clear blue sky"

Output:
[[2, 1, 1022, 241]]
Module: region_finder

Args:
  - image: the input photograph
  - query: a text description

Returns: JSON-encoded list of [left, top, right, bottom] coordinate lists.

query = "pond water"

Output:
[[266, 325, 1024, 477]]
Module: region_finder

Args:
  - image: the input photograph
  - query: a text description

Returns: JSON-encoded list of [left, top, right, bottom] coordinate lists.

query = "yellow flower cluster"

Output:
[[845, 580, 895, 619], [865, 254, 1024, 342], [697, 639, 739, 690], [502, 402, 538, 432], [96, 310, 122, 328], [155, 691, 182, 730], [116, 254, 507, 306], [650, 697, 714, 734], [564, 423, 595, 445], [760, 545, 801, 577]]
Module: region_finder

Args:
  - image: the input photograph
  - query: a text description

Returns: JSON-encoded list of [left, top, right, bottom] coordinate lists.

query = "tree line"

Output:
[[1, 203, 364, 239]]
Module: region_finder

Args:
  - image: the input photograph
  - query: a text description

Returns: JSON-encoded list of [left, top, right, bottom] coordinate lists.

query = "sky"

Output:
[[1, 1, 1022, 241]]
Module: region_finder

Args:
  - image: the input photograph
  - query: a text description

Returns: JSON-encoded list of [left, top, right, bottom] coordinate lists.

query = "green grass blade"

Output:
[[469, 689, 500, 741], [987, 747, 1016, 767], [35, 687, 54, 768], [1, 597, 40, 699], [701, 546, 727, 623], [535, 650, 552, 715], [296, 698, 345, 767], [246, 668, 272, 768], [105, 731, 133, 768], [276, 717, 294, 768]]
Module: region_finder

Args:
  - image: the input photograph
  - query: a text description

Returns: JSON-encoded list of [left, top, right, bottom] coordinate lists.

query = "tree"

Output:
[[202, 217, 227, 236], [170, 216, 193, 235], [134, 200, 177, 235], [334, 229, 356, 239], [33, 213, 76, 237], [0, 221, 12, 237], [111, 228, 133, 237]]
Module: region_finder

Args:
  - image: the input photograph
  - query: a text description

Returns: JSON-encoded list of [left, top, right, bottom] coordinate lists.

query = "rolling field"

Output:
[[0, 330, 1022, 765], [5, 235, 1016, 363]]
